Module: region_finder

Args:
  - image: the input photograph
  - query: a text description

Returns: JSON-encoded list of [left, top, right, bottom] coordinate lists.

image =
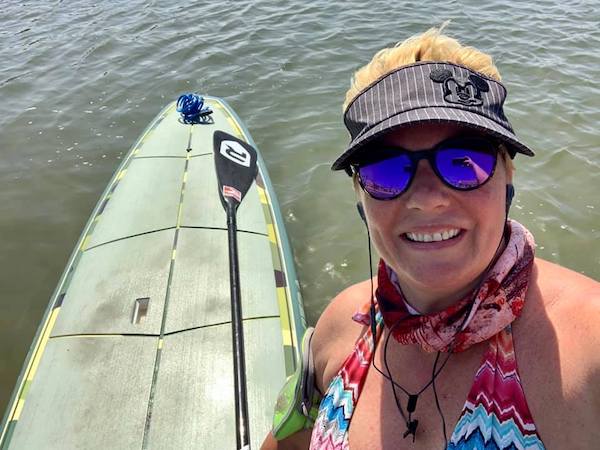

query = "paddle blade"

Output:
[[213, 131, 258, 211]]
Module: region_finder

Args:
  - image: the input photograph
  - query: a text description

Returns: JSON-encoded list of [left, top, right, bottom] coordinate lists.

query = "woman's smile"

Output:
[[401, 226, 465, 249], [404, 228, 461, 243]]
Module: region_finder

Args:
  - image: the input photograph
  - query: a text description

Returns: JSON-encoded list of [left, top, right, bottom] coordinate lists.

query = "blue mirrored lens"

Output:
[[436, 147, 495, 189], [358, 154, 413, 200]]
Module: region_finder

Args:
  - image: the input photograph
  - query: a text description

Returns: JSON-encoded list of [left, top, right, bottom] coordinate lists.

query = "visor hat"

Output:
[[333, 61, 534, 171]]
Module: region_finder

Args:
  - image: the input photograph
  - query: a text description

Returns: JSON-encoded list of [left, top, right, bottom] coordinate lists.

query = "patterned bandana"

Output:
[[373, 220, 535, 353]]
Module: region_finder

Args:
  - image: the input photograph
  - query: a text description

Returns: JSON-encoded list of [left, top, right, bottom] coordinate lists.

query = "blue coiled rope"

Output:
[[176, 93, 213, 124]]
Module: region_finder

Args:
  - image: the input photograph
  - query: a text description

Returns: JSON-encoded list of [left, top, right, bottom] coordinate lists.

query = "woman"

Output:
[[263, 27, 600, 449]]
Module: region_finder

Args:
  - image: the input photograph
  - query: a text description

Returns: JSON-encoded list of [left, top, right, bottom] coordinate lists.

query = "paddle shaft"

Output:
[[226, 203, 251, 450]]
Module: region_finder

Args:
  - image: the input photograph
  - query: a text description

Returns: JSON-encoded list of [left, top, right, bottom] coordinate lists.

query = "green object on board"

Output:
[[273, 327, 321, 440]]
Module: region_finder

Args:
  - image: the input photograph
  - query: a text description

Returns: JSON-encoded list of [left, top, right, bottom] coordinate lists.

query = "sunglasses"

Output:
[[351, 137, 499, 200]]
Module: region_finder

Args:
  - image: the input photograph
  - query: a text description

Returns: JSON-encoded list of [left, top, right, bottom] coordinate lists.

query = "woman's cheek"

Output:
[[365, 206, 401, 261]]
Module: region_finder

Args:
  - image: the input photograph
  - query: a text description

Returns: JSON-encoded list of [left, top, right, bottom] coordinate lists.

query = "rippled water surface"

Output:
[[1, 0, 599, 413]]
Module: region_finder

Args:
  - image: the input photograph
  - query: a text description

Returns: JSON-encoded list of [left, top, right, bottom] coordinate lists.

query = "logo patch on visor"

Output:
[[429, 68, 489, 107]]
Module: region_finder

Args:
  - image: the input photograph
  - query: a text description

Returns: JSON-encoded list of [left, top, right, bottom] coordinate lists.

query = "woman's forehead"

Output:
[[381, 123, 487, 149]]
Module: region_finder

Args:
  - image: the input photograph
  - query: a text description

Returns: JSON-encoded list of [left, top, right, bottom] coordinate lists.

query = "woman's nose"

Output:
[[403, 160, 451, 211]]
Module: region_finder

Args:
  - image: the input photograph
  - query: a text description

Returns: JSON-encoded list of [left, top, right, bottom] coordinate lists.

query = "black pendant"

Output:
[[407, 394, 418, 413], [403, 394, 419, 441], [403, 419, 419, 442]]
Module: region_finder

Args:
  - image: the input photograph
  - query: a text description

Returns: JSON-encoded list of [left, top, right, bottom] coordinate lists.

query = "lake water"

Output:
[[1, 0, 598, 414]]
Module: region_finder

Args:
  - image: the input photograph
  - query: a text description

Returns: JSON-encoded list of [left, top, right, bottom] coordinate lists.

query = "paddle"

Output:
[[213, 130, 258, 450]]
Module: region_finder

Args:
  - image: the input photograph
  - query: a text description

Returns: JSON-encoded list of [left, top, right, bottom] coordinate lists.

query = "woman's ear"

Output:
[[499, 144, 515, 183], [356, 202, 367, 226], [505, 184, 515, 215]]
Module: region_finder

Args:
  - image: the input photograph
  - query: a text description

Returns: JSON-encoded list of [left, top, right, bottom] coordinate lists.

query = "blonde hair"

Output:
[[344, 24, 514, 174], [343, 24, 501, 111]]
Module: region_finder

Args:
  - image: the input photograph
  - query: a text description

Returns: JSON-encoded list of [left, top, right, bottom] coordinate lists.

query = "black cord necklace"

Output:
[[365, 226, 454, 443], [380, 327, 452, 442], [363, 221, 509, 446]]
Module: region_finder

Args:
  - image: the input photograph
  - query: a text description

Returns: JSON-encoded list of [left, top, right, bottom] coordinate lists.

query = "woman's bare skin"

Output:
[[262, 258, 600, 450]]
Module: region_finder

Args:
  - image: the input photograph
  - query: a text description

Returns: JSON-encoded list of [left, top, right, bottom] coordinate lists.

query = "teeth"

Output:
[[405, 229, 460, 243]]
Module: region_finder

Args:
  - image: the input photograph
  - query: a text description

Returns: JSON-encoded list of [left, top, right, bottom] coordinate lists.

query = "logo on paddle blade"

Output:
[[220, 140, 251, 167], [223, 185, 242, 202]]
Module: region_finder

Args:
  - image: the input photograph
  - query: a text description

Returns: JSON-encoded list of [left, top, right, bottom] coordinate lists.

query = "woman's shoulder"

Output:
[[533, 257, 600, 312], [311, 279, 376, 393], [523, 258, 600, 436], [531, 257, 600, 378]]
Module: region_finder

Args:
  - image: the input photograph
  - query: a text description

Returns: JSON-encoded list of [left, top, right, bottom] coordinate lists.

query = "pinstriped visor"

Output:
[[333, 61, 534, 171]]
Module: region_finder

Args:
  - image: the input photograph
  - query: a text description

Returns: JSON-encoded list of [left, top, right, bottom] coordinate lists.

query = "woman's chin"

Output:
[[388, 260, 480, 307]]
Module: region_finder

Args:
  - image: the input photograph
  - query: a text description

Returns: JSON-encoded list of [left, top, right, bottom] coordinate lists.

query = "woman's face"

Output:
[[358, 123, 512, 312]]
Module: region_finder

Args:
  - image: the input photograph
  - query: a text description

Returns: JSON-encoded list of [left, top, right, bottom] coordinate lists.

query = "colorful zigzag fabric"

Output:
[[309, 310, 383, 450], [448, 326, 545, 449], [309, 313, 545, 449]]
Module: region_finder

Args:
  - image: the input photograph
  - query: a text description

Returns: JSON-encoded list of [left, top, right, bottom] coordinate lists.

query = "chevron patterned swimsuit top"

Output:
[[309, 221, 545, 449], [309, 307, 545, 449]]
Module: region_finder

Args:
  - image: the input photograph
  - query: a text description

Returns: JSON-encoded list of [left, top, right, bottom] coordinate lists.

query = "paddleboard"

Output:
[[0, 96, 306, 449]]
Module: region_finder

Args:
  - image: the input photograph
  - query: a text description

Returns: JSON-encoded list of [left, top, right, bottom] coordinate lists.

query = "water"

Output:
[[1, 0, 598, 414]]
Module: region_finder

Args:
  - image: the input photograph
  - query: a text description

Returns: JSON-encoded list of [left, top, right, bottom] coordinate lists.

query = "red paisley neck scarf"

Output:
[[375, 220, 535, 353]]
